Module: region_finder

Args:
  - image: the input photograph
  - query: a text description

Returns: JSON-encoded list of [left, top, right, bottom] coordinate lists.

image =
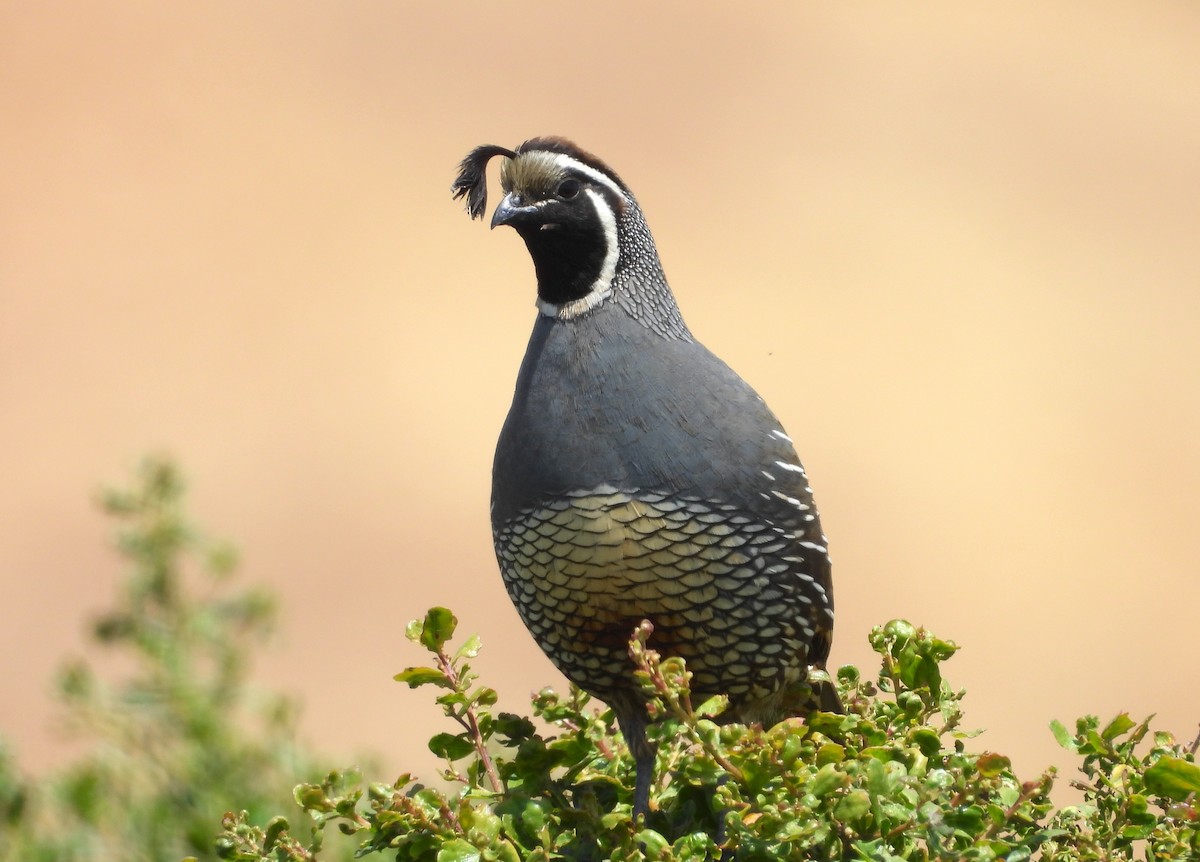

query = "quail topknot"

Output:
[[453, 137, 839, 816]]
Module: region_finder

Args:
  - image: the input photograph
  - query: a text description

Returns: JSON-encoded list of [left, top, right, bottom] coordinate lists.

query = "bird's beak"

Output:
[[490, 194, 539, 230]]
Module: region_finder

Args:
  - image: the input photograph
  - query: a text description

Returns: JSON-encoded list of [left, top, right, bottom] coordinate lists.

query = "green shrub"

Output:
[[220, 609, 1199, 861], [2, 460, 1196, 861]]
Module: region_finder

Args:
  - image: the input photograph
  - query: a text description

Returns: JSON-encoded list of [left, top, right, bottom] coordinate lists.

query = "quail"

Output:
[[452, 137, 838, 816]]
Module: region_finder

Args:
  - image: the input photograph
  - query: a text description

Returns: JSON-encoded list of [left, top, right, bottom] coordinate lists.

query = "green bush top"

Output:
[[223, 606, 1199, 861], [1, 460, 1195, 862]]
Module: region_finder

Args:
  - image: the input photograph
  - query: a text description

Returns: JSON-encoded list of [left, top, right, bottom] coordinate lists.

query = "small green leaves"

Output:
[[870, 620, 959, 707], [52, 464, 1200, 862], [218, 608, 1200, 861]]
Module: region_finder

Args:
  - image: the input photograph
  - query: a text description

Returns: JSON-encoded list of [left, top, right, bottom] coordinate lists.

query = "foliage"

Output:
[[218, 612, 1199, 861], [0, 458, 358, 862], [2, 460, 1196, 860]]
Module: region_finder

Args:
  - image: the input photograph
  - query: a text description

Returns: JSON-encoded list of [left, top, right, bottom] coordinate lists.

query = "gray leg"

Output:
[[616, 710, 656, 819]]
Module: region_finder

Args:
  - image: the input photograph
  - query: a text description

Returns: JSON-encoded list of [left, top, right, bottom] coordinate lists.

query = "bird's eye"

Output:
[[556, 179, 581, 199]]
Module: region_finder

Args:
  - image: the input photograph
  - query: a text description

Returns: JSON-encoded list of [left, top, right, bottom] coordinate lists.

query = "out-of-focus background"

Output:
[[2, 2, 1197, 794]]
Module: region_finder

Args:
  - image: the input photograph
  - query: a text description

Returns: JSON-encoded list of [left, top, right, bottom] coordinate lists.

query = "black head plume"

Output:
[[452, 144, 518, 220]]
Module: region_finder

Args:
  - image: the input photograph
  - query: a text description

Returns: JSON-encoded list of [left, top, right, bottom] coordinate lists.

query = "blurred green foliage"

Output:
[[0, 459, 357, 862]]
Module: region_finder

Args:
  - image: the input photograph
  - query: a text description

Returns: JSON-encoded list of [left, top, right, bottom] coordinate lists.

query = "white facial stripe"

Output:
[[551, 153, 626, 200], [588, 187, 620, 288], [538, 187, 620, 320]]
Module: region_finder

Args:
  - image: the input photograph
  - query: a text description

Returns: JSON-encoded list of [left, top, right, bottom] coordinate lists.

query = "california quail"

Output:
[[452, 137, 838, 816]]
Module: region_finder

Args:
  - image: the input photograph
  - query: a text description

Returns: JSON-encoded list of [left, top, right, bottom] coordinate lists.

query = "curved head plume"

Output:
[[452, 137, 629, 221], [451, 144, 519, 220]]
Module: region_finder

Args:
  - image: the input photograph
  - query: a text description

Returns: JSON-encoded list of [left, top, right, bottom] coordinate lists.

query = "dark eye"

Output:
[[556, 179, 581, 199]]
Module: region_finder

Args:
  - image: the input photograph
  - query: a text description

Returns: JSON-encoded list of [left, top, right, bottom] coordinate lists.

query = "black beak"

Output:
[[490, 194, 540, 230]]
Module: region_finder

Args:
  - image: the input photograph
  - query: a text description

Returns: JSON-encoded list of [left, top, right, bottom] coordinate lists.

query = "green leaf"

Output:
[[695, 693, 729, 718], [437, 691, 469, 708], [928, 637, 959, 660], [395, 666, 452, 689], [834, 789, 871, 822], [976, 752, 1011, 778], [810, 763, 848, 797], [1101, 712, 1135, 741], [294, 783, 332, 812], [1119, 822, 1156, 840], [883, 619, 916, 642], [455, 633, 483, 660], [672, 832, 716, 859], [518, 798, 548, 834], [411, 786, 450, 819], [1081, 728, 1110, 755], [866, 757, 891, 799], [429, 732, 475, 761], [636, 829, 669, 856], [461, 805, 501, 844], [437, 838, 482, 862], [469, 687, 499, 708], [493, 713, 537, 745], [262, 816, 289, 850], [910, 727, 942, 757], [492, 841, 522, 862], [1144, 756, 1200, 801], [1049, 719, 1076, 751], [778, 724, 808, 763], [943, 803, 985, 833], [860, 746, 897, 762], [815, 742, 845, 765], [1123, 793, 1154, 823], [421, 607, 458, 651]]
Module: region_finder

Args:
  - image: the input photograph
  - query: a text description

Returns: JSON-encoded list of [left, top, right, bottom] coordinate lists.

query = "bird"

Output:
[[452, 137, 838, 816]]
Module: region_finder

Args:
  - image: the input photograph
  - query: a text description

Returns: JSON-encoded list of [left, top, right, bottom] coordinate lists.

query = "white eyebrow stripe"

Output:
[[551, 153, 625, 200]]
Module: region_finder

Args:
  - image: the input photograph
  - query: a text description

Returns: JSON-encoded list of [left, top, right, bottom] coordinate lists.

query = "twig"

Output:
[[434, 646, 504, 794]]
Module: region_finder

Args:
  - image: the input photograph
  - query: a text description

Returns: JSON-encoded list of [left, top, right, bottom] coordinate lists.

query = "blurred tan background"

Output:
[[2, 2, 1197, 797]]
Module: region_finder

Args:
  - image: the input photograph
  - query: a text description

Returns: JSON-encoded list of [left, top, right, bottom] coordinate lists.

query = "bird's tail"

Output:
[[815, 676, 844, 714]]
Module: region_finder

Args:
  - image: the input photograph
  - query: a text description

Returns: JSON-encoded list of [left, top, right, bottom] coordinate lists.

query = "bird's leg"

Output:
[[634, 745, 655, 820], [616, 711, 656, 819]]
